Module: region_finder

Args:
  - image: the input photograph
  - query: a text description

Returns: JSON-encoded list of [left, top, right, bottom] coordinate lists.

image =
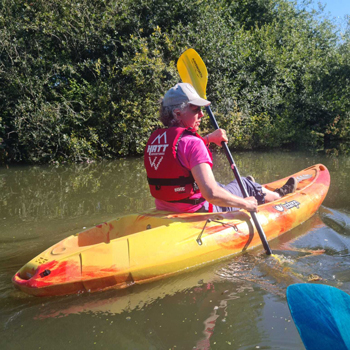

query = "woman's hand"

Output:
[[243, 196, 258, 212], [206, 129, 228, 147]]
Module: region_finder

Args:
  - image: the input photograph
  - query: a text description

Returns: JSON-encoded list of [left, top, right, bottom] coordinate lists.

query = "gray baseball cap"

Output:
[[162, 83, 211, 107]]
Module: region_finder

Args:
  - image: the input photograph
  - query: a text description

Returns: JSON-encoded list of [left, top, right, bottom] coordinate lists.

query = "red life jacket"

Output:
[[144, 127, 212, 203]]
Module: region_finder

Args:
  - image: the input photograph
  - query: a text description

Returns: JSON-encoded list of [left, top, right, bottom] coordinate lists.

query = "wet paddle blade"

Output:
[[177, 48, 208, 99], [286, 283, 350, 350]]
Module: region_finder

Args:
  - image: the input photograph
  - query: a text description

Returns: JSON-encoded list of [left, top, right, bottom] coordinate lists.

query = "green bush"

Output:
[[0, 0, 349, 163]]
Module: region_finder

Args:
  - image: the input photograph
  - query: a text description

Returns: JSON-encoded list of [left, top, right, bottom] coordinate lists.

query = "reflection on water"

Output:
[[1, 150, 350, 349], [320, 206, 350, 237], [0, 158, 153, 224]]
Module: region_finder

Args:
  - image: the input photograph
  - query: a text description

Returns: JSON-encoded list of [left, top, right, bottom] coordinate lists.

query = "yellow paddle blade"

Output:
[[177, 48, 208, 99]]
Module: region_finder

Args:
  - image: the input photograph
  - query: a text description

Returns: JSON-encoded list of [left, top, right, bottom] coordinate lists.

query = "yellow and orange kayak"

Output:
[[13, 164, 330, 297]]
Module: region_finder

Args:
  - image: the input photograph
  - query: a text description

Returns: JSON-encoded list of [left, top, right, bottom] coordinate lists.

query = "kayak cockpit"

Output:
[[76, 214, 178, 247]]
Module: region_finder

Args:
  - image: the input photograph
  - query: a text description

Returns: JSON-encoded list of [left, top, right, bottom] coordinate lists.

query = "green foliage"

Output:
[[0, 0, 349, 163]]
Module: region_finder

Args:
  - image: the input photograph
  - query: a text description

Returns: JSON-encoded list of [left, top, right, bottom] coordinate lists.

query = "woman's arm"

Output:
[[191, 163, 258, 212]]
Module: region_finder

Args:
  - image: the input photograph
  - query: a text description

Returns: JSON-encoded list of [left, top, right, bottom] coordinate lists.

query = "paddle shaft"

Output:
[[205, 105, 272, 255]]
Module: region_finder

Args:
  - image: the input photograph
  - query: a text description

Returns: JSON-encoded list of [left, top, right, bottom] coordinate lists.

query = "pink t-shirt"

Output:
[[155, 134, 212, 212]]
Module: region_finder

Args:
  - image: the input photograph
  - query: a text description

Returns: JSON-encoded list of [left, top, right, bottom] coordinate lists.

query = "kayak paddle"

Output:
[[286, 283, 350, 350], [177, 48, 272, 255]]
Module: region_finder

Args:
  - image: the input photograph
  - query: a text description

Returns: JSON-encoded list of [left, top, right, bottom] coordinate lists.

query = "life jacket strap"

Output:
[[167, 197, 206, 205], [147, 176, 195, 186]]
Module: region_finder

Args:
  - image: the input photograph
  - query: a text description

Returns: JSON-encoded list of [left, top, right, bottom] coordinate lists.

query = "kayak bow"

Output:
[[13, 164, 330, 296]]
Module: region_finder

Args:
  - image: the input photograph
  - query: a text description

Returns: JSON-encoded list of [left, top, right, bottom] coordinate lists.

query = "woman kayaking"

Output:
[[144, 83, 297, 213]]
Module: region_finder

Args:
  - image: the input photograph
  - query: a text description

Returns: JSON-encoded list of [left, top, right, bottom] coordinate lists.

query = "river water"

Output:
[[1, 150, 349, 350]]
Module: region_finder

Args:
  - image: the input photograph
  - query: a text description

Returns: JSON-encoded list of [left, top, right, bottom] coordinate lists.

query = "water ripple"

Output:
[[320, 206, 350, 236]]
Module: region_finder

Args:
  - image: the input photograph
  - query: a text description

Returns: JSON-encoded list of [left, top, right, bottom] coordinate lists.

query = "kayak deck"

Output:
[[12, 164, 330, 296]]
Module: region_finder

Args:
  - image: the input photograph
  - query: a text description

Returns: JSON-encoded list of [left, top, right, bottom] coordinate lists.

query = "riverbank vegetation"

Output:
[[1, 0, 349, 163]]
